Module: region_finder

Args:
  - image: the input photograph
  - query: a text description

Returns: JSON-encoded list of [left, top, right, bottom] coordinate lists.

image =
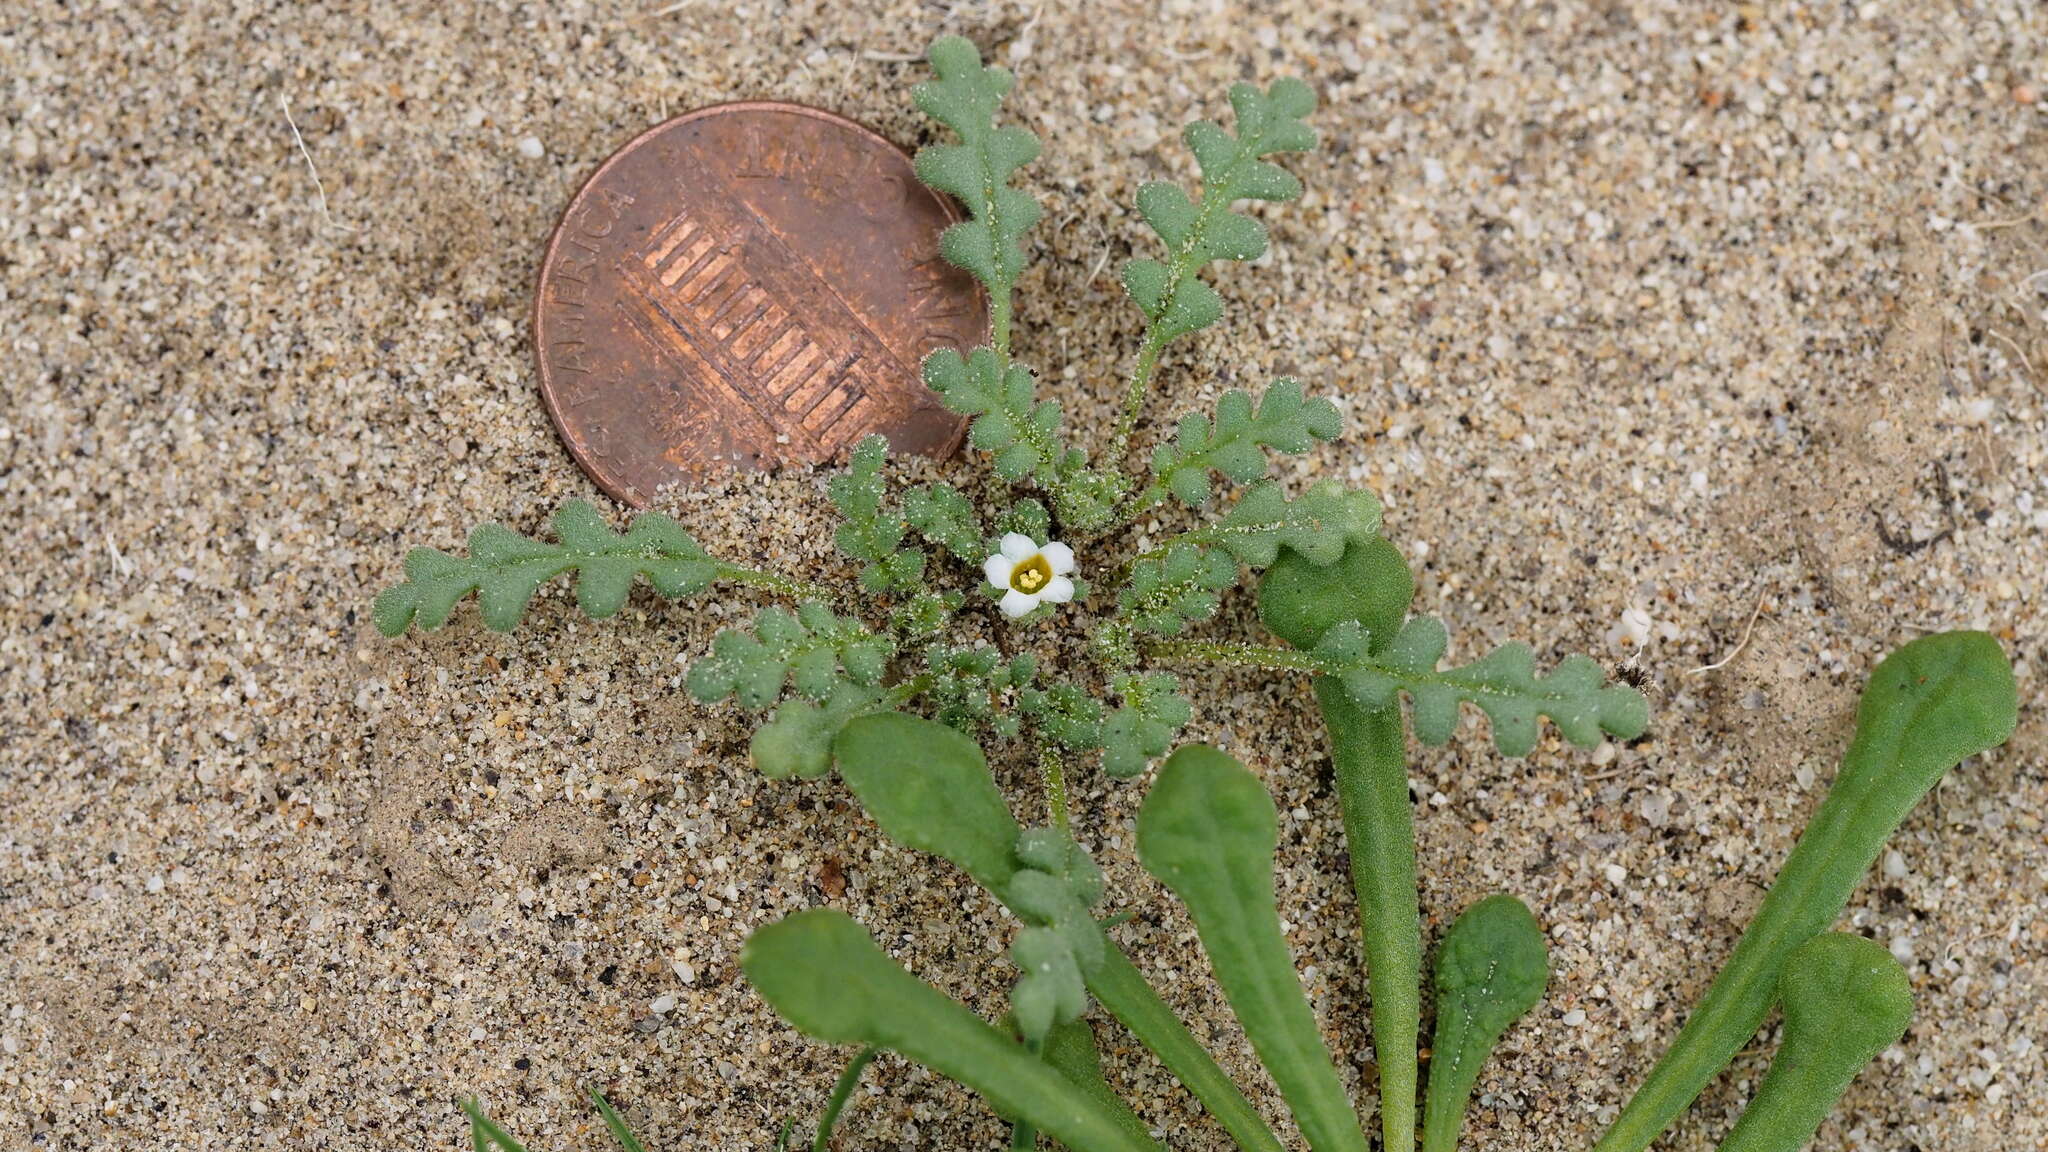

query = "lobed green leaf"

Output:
[[1003, 819, 1114, 1045], [1101, 672, 1194, 778], [1005, 827, 1110, 1042], [1117, 540, 1240, 637], [1152, 378, 1343, 507], [687, 602, 892, 710], [373, 501, 724, 635], [903, 482, 987, 563], [1313, 616, 1648, 756], [926, 643, 1035, 739], [1018, 682, 1106, 751], [923, 347, 1064, 483], [1122, 78, 1318, 344], [828, 434, 927, 594], [912, 36, 1042, 311], [1185, 480, 1380, 570]]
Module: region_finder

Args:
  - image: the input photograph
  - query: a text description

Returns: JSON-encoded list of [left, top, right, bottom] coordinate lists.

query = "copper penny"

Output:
[[533, 101, 983, 507]]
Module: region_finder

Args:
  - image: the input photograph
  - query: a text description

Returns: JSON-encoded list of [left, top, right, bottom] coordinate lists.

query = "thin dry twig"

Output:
[[279, 95, 354, 233], [1687, 592, 1768, 676], [1960, 209, 2043, 231], [636, 1, 696, 19], [1985, 327, 2037, 379]]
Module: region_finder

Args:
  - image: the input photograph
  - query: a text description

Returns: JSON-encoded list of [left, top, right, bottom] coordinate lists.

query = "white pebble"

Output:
[[145, 874, 164, 894], [1562, 1009, 1587, 1026], [1889, 935, 1916, 964], [674, 961, 697, 984], [1603, 863, 1628, 886], [1883, 850, 1908, 879], [1960, 396, 1996, 426], [517, 135, 545, 160], [650, 994, 676, 1014]]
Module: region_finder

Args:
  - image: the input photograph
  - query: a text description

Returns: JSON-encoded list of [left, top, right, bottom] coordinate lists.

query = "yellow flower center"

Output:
[[1009, 554, 1053, 594]]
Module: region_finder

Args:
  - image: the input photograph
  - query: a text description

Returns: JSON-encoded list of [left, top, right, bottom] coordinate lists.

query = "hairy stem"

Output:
[[719, 564, 832, 603], [1108, 329, 1171, 478], [1144, 638, 1327, 673], [1040, 741, 1071, 835], [1315, 679, 1420, 1152], [991, 294, 1014, 359]]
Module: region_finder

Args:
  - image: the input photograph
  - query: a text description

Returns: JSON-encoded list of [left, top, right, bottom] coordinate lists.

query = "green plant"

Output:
[[374, 36, 1633, 800], [374, 33, 2018, 1152], [741, 630, 2007, 1152]]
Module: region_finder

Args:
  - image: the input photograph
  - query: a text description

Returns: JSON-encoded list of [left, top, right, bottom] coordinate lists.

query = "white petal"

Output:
[[1039, 541, 1075, 575], [1000, 532, 1039, 561], [999, 589, 1039, 617], [1040, 576, 1075, 603], [984, 555, 1014, 589]]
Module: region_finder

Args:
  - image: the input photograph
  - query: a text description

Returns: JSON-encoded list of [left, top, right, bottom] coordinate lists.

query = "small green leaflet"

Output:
[[373, 501, 723, 635], [1312, 617, 1649, 755], [903, 482, 987, 563], [1181, 480, 1381, 569], [687, 602, 892, 710], [829, 435, 926, 594], [1119, 541, 1239, 637], [1101, 672, 1192, 778], [1005, 828, 1108, 1045], [751, 682, 882, 780], [923, 346, 1067, 484], [1018, 682, 1105, 750], [927, 643, 1035, 739], [1123, 78, 1316, 343], [1152, 379, 1342, 507]]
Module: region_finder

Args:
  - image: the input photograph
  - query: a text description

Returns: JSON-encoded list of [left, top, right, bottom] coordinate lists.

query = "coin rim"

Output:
[[532, 100, 979, 508]]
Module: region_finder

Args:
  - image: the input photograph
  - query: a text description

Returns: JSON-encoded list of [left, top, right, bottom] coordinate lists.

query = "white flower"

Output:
[[984, 533, 1077, 618]]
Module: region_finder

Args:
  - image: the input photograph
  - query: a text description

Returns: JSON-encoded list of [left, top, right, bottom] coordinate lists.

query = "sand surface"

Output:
[[4, 2, 2045, 1149]]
